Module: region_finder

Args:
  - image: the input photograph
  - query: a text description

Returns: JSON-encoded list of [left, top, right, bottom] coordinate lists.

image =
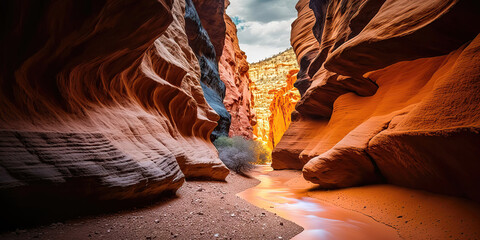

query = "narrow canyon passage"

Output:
[[1, 0, 480, 239]]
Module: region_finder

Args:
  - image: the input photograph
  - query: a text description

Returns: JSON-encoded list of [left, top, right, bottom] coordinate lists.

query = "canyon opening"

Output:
[[1, 0, 480, 239]]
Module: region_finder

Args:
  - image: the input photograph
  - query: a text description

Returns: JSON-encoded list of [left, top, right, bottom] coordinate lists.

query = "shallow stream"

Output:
[[238, 165, 401, 240]]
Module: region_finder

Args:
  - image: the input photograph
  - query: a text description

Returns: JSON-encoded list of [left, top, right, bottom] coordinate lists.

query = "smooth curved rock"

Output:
[[290, 0, 320, 95], [274, 0, 480, 201], [0, 0, 229, 217], [302, 39, 480, 198], [324, 0, 480, 79]]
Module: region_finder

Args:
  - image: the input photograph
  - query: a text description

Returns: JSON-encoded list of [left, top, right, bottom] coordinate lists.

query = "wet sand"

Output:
[[0, 172, 302, 240], [275, 168, 480, 239], [2, 165, 479, 240], [239, 166, 401, 240]]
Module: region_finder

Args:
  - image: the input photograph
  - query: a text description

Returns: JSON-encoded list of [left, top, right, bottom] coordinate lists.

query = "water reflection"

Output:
[[237, 166, 400, 240]]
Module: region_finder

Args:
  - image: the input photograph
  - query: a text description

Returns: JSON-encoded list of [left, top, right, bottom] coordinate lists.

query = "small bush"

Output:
[[254, 141, 271, 165], [213, 136, 271, 174]]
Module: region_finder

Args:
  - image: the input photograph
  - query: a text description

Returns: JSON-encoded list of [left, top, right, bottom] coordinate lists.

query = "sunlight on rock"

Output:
[[249, 48, 300, 149]]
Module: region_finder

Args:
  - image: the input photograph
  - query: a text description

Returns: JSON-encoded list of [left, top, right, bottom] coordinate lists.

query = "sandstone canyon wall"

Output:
[[249, 49, 300, 149], [185, 0, 231, 141], [0, 0, 231, 222], [274, 0, 480, 201], [268, 69, 301, 148], [290, 0, 320, 95], [218, 3, 256, 139]]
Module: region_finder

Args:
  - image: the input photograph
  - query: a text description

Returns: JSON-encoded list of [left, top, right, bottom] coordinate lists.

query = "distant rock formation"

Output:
[[218, 2, 256, 139], [268, 69, 301, 148], [275, 0, 480, 201], [185, 0, 231, 141], [249, 49, 300, 149], [0, 0, 229, 219]]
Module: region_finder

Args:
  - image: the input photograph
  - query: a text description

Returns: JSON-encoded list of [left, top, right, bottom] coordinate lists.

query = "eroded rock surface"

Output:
[[268, 70, 301, 149], [0, 0, 229, 220], [184, 0, 231, 141], [218, 6, 256, 139], [275, 0, 480, 201], [290, 0, 320, 95], [191, 0, 226, 62], [249, 49, 300, 149]]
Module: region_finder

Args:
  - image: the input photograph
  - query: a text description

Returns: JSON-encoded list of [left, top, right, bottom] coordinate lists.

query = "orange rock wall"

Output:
[[268, 69, 301, 148], [219, 5, 256, 139], [275, 0, 480, 201], [249, 49, 300, 149], [0, 0, 229, 216]]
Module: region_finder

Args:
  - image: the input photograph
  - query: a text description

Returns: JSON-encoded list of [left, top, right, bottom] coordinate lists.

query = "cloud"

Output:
[[227, 0, 297, 23], [226, 0, 297, 63], [236, 18, 294, 46], [239, 44, 291, 63]]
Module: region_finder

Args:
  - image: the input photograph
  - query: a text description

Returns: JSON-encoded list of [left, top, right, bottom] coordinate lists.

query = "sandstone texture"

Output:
[[185, 0, 231, 141], [290, 0, 320, 95], [218, 6, 256, 139], [0, 0, 229, 220], [275, 0, 480, 201], [191, 0, 226, 62], [268, 69, 301, 149], [249, 49, 300, 149]]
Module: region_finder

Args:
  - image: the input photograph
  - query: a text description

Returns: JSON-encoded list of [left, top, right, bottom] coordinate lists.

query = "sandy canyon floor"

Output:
[[1, 166, 480, 240], [0, 172, 302, 240], [253, 167, 480, 240]]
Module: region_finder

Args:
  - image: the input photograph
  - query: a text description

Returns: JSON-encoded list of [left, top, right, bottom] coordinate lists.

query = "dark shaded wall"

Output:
[[185, 0, 231, 141]]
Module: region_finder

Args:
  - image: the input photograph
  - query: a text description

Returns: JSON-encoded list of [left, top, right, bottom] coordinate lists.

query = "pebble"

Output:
[[154, 219, 160, 224]]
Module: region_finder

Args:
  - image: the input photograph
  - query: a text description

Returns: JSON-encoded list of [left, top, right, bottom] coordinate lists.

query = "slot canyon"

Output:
[[0, 0, 479, 239]]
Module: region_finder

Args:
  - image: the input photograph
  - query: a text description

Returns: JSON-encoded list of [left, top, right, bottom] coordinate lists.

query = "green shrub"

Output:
[[213, 136, 271, 174]]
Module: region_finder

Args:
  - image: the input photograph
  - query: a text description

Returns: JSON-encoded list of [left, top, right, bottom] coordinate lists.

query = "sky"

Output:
[[226, 0, 298, 63]]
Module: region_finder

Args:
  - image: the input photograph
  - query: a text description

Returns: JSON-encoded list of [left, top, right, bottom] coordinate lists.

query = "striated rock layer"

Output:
[[218, 3, 256, 139], [249, 49, 300, 149], [0, 0, 229, 220], [275, 0, 480, 201]]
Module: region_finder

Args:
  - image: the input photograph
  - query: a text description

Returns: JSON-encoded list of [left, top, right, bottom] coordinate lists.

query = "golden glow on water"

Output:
[[238, 166, 401, 240]]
